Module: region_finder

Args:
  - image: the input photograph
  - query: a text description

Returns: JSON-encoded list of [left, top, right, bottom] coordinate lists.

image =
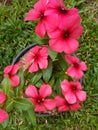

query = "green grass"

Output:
[[0, 0, 98, 129]]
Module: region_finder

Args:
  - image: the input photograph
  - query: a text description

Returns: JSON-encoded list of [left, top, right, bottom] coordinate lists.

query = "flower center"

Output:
[[40, 12, 44, 19], [34, 54, 40, 62], [72, 85, 77, 90], [59, 6, 68, 14], [37, 97, 44, 104], [73, 63, 79, 68], [63, 30, 70, 39]]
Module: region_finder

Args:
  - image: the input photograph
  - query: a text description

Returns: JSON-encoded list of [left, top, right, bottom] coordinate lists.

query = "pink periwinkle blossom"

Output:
[[0, 109, 8, 123], [65, 55, 87, 79], [25, 84, 56, 112], [55, 96, 81, 112], [4, 64, 20, 87], [26, 46, 48, 73], [61, 80, 86, 104], [25, 0, 58, 37], [0, 91, 6, 104], [47, 0, 79, 29], [48, 15, 83, 54]]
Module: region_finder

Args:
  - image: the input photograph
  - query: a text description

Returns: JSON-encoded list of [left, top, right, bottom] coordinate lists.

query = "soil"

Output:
[[0, 0, 12, 5]]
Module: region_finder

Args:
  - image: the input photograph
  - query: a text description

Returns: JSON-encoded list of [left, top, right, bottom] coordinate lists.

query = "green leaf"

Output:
[[30, 71, 42, 85], [42, 60, 52, 82], [24, 108, 36, 126], [48, 47, 58, 60], [6, 100, 14, 112], [1, 77, 11, 95], [57, 53, 68, 70], [14, 98, 34, 111], [32, 34, 48, 45], [15, 69, 24, 96]]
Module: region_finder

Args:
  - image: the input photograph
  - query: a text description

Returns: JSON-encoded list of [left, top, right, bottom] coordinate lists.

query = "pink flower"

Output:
[[0, 109, 8, 123], [0, 91, 6, 104], [25, 0, 58, 37], [48, 15, 83, 54], [47, 0, 79, 29], [61, 80, 86, 104], [4, 64, 20, 87], [25, 84, 56, 112], [65, 55, 87, 79], [55, 96, 81, 112], [26, 46, 48, 73]]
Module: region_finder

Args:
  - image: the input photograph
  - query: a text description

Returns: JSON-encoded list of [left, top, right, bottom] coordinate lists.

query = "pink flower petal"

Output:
[[39, 46, 48, 57], [34, 0, 48, 12], [39, 84, 52, 98], [70, 103, 81, 111], [76, 90, 86, 102], [55, 96, 65, 106], [28, 62, 39, 73], [76, 81, 82, 89], [44, 14, 58, 33], [49, 39, 64, 52], [24, 9, 40, 21], [63, 39, 79, 54], [63, 15, 81, 30], [35, 20, 46, 37], [11, 64, 20, 75], [10, 75, 20, 87], [58, 105, 69, 112], [34, 104, 46, 112], [70, 26, 83, 39], [26, 53, 34, 62], [67, 66, 83, 79], [61, 80, 70, 92], [25, 85, 38, 98], [80, 62, 87, 71], [0, 109, 8, 123], [65, 91, 76, 104], [4, 65, 13, 74], [48, 29, 62, 39], [43, 99, 56, 110], [28, 98, 37, 105], [0, 91, 6, 104], [38, 59, 48, 69], [68, 8, 79, 15], [65, 55, 79, 64], [30, 46, 40, 54]]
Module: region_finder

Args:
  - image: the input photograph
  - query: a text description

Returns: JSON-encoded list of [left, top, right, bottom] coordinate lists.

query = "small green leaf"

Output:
[[24, 108, 36, 126], [1, 77, 11, 95], [30, 71, 42, 85], [6, 100, 14, 112], [14, 98, 34, 111], [42, 60, 52, 82], [48, 47, 58, 60], [15, 69, 24, 96], [32, 34, 48, 45]]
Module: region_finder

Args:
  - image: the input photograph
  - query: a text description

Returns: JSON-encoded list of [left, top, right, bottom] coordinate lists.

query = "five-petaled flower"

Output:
[[4, 64, 20, 87], [26, 46, 48, 73], [55, 96, 81, 112], [61, 80, 86, 104], [65, 55, 87, 79], [25, 84, 56, 112], [25, 0, 58, 37], [48, 15, 83, 54]]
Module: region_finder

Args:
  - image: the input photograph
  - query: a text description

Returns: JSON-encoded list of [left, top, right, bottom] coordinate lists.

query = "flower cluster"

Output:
[[0, 0, 87, 124]]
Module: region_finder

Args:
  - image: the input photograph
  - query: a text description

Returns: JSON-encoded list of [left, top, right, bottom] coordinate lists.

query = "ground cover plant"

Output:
[[0, 0, 98, 129]]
